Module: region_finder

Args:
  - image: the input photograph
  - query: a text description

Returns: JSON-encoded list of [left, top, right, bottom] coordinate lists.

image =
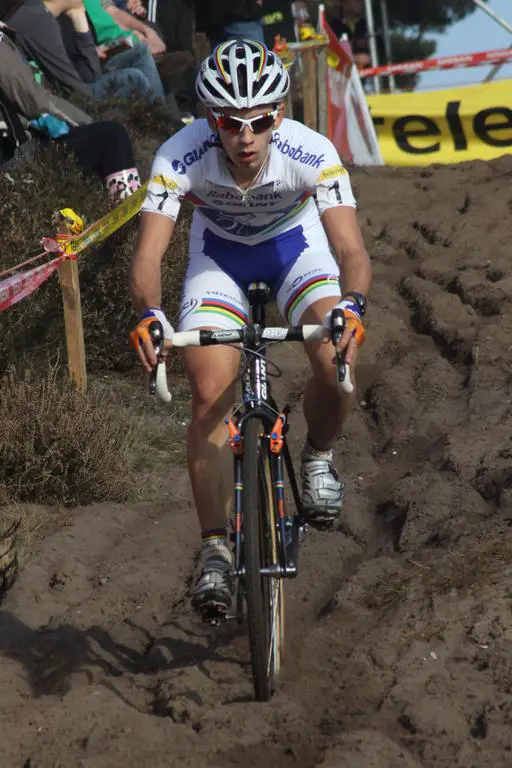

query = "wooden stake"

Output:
[[58, 258, 87, 393], [317, 47, 328, 136], [301, 49, 318, 130], [286, 88, 294, 120]]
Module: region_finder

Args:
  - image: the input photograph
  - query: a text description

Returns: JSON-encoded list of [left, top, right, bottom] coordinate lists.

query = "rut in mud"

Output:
[[0, 155, 511, 768]]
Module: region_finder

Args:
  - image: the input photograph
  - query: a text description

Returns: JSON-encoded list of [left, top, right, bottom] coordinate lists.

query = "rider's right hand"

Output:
[[130, 308, 174, 373]]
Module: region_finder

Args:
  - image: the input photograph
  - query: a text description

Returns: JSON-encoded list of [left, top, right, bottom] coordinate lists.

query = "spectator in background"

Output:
[[83, 0, 193, 110], [328, 0, 370, 70], [0, 23, 141, 200], [154, 0, 197, 118], [196, 1, 310, 54], [194, 0, 265, 49], [261, 0, 308, 49], [104, 0, 198, 118], [2, 0, 158, 101], [111, 0, 146, 17], [96, 0, 165, 54]]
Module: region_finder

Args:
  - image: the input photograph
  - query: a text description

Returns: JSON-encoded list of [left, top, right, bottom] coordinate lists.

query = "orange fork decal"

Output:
[[225, 417, 243, 455], [277, 493, 285, 519], [270, 415, 285, 454]]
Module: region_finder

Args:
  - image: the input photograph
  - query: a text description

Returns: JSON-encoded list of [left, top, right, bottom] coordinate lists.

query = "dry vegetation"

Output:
[[0, 99, 190, 546], [0, 364, 150, 506]]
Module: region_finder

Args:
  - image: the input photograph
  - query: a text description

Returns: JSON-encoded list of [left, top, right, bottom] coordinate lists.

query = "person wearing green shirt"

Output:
[[84, 0, 192, 104]]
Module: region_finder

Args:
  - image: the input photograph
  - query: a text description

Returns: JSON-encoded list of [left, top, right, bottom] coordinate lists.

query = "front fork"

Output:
[[226, 414, 304, 581]]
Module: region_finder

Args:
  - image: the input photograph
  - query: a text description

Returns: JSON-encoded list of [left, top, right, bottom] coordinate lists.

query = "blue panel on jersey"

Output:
[[203, 225, 308, 294]]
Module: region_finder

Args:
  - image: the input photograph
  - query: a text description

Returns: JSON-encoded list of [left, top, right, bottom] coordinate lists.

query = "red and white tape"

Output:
[[0, 254, 67, 313], [360, 47, 512, 78]]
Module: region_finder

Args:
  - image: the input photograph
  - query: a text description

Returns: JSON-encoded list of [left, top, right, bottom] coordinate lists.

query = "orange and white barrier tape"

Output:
[[360, 47, 512, 78], [0, 253, 72, 313]]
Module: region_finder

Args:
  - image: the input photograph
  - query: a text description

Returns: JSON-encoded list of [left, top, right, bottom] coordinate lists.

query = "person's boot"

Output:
[[105, 167, 141, 201], [301, 440, 344, 528], [154, 50, 195, 78]]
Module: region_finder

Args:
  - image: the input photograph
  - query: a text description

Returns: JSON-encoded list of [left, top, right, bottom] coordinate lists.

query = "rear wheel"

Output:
[[242, 418, 284, 701]]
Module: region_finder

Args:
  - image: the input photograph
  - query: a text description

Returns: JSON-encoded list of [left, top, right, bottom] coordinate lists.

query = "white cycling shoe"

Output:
[[191, 538, 233, 617], [301, 447, 344, 528]]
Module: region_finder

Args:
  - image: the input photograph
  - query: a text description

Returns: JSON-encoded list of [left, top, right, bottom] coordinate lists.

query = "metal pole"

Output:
[[364, 0, 380, 92], [472, 0, 512, 83], [483, 44, 511, 83], [379, 0, 396, 91], [472, 0, 512, 34]]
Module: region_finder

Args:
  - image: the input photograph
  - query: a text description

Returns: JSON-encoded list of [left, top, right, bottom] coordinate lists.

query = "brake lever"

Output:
[[148, 320, 164, 396], [331, 308, 354, 395]]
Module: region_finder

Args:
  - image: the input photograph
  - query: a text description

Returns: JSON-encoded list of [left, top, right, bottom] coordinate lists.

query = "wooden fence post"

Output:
[[58, 258, 87, 393], [286, 87, 294, 120], [301, 49, 318, 130], [317, 46, 329, 137]]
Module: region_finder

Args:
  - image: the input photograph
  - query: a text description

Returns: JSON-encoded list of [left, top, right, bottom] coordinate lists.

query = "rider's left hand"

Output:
[[324, 299, 365, 367], [130, 308, 174, 373]]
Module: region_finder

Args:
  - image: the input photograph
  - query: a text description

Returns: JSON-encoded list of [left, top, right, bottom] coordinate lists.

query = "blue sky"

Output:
[[418, 0, 512, 89]]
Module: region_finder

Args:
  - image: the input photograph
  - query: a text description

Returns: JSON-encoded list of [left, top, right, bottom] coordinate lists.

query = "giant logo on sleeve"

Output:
[[171, 133, 218, 174]]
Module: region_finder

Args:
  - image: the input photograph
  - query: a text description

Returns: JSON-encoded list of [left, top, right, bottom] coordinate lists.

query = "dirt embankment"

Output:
[[1, 155, 511, 768]]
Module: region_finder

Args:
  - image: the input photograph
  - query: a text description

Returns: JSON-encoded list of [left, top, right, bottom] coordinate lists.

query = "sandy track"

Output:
[[1, 155, 511, 767]]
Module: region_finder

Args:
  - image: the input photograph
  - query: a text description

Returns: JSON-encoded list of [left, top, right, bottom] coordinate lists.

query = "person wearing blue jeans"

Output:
[[195, 0, 265, 49], [90, 66, 154, 100], [6, 0, 159, 103], [102, 38, 165, 101], [221, 18, 265, 45], [82, 0, 183, 113], [55, 3, 171, 103]]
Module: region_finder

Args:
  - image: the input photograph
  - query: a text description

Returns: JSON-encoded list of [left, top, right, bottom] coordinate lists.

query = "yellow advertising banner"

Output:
[[367, 79, 512, 165]]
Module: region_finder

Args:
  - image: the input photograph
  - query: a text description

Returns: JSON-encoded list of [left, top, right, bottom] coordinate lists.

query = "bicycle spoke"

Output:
[[268, 578, 282, 678]]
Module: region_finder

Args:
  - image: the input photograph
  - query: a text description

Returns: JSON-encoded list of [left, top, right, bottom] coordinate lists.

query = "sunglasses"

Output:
[[211, 109, 278, 135]]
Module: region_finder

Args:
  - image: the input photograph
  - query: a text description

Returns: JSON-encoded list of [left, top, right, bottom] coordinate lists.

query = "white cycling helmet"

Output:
[[196, 39, 290, 110]]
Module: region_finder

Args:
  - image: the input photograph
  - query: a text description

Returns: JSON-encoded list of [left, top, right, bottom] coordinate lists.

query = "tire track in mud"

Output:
[[1, 156, 512, 768]]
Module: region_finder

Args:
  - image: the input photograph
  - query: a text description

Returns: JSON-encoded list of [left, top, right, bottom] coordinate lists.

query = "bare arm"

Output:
[[321, 205, 372, 366], [129, 212, 175, 314], [106, 7, 166, 53], [107, 5, 147, 33], [65, 6, 89, 33], [321, 205, 372, 297]]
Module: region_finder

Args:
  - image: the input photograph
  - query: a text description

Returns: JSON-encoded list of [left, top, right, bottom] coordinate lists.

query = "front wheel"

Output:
[[242, 418, 284, 701]]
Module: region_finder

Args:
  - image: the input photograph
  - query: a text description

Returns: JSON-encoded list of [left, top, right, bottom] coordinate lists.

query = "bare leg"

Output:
[[181, 344, 241, 533], [300, 296, 356, 451]]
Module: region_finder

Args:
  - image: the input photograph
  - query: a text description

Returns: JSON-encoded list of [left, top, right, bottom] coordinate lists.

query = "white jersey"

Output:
[[142, 118, 356, 246]]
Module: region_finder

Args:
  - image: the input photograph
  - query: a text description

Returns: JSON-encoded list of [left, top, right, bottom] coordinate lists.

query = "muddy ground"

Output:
[[1, 155, 511, 767]]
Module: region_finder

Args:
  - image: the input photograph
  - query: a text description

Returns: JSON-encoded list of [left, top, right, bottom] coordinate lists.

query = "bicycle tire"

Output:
[[262, 447, 285, 684], [242, 417, 283, 701]]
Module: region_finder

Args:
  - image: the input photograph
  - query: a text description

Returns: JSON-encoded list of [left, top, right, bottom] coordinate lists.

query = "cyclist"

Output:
[[129, 39, 371, 616]]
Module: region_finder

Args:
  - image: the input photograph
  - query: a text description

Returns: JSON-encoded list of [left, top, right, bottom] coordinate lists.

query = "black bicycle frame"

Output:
[[229, 284, 304, 582]]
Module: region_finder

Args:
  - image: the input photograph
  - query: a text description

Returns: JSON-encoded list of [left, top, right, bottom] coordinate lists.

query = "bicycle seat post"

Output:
[[247, 281, 270, 326]]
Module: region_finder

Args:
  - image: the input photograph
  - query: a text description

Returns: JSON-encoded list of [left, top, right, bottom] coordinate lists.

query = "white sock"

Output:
[[202, 535, 227, 550], [301, 439, 333, 463], [200, 536, 230, 566]]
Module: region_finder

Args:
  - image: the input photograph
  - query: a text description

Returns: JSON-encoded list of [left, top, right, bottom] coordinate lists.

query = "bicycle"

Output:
[[146, 282, 352, 701]]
